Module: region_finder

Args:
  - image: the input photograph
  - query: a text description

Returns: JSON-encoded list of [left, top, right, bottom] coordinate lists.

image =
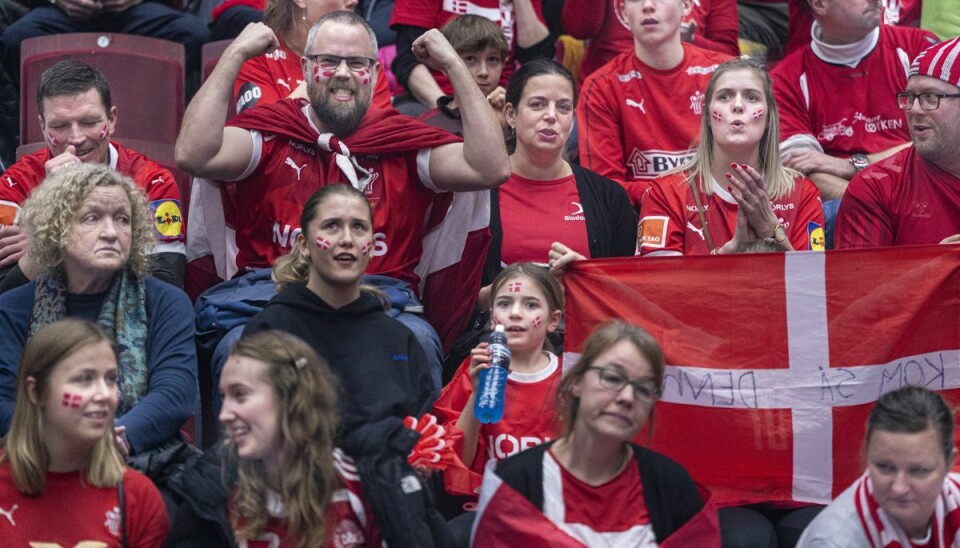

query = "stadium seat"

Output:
[[20, 33, 185, 148]]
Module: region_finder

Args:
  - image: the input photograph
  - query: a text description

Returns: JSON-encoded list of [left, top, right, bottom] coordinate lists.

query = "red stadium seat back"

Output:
[[202, 39, 236, 122], [21, 33, 185, 148]]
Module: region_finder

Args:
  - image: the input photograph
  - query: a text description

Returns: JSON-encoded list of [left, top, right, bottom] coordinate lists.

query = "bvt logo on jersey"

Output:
[[487, 434, 550, 460], [817, 118, 854, 142], [627, 148, 695, 178]]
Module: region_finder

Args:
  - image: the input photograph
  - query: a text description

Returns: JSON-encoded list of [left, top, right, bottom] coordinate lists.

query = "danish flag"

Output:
[[561, 245, 960, 505]]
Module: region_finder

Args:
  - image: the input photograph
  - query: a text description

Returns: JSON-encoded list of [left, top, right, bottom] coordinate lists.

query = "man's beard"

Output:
[[310, 82, 371, 137]]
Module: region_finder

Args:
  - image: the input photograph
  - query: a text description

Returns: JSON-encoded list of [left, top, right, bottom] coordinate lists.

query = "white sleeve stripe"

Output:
[[230, 130, 262, 182], [417, 148, 443, 193]]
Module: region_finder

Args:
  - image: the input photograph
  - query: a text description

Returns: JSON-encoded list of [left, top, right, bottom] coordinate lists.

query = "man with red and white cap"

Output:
[[835, 35, 960, 248]]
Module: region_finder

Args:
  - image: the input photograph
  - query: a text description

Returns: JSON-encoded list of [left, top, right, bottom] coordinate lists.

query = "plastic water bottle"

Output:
[[475, 325, 511, 424]]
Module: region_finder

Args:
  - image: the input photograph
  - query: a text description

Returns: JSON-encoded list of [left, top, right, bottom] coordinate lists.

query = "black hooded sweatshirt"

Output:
[[243, 284, 435, 434]]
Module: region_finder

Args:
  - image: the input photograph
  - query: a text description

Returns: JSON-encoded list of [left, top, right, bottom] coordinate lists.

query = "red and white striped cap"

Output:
[[909, 35, 960, 87]]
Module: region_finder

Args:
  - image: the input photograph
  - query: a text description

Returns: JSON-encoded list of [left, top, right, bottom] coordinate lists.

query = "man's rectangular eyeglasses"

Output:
[[588, 366, 662, 402], [896, 92, 960, 111], [305, 54, 376, 72]]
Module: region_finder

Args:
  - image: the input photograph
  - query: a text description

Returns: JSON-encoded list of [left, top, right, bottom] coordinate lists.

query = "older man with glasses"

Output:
[[771, 0, 938, 202], [835, 36, 960, 249]]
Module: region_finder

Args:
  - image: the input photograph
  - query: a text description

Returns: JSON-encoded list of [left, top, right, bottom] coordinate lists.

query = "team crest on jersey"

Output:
[[105, 505, 121, 536], [807, 221, 825, 251], [627, 148, 694, 178], [638, 216, 668, 249], [689, 90, 705, 115], [333, 519, 366, 548], [817, 118, 854, 142], [0, 200, 20, 226], [150, 200, 183, 241]]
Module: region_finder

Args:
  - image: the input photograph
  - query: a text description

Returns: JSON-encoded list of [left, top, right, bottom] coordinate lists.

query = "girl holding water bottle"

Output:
[[434, 263, 563, 496]]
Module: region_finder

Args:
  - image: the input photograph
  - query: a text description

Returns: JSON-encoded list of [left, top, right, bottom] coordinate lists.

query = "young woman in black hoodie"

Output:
[[242, 184, 435, 434]]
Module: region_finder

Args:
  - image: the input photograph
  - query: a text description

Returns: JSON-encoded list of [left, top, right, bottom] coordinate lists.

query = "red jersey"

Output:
[[0, 142, 185, 255], [578, 44, 732, 208], [234, 42, 392, 114], [772, 24, 937, 158], [232, 107, 437, 286], [233, 449, 381, 547], [548, 450, 655, 545], [434, 352, 561, 472], [0, 465, 168, 547], [637, 172, 825, 255], [561, 0, 738, 84], [388, 0, 546, 94], [500, 172, 591, 264], [835, 146, 960, 249]]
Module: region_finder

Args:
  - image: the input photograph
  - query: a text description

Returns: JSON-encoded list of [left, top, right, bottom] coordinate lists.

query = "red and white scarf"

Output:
[[854, 472, 960, 547]]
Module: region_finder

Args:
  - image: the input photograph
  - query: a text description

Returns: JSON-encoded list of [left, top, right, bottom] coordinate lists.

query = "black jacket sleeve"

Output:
[[391, 24, 429, 93], [514, 33, 556, 64], [635, 445, 705, 542], [150, 252, 186, 288], [0, 263, 29, 295]]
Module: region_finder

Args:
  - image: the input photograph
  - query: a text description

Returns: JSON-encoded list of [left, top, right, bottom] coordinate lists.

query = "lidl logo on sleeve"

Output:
[[150, 200, 183, 241], [808, 221, 825, 251], [0, 200, 20, 226]]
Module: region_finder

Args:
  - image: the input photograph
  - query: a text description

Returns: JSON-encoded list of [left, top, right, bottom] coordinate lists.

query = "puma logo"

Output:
[[284, 157, 306, 180], [4, 176, 14, 188], [277, 78, 291, 91], [150, 176, 164, 186], [0, 503, 17, 526], [686, 221, 705, 241], [626, 98, 646, 114]]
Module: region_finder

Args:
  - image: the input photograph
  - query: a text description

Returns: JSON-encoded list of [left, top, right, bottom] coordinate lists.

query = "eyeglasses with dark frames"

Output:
[[305, 54, 376, 72], [587, 366, 662, 402], [896, 92, 960, 111]]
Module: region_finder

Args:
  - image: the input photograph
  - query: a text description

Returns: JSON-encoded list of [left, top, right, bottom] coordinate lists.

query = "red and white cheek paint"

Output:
[[315, 236, 332, 250], [61, 393, 82, 409], [751, 108, 765, 120], [507, 282, 522, 293], [359, 241, 373, 255], [532, 316, 542, 327], [313, 65, 335, 83], [357, 66, 371, 86], [711, 111, 723, 122], [45, 133, 59, 148], [98, 124, 110, 141]]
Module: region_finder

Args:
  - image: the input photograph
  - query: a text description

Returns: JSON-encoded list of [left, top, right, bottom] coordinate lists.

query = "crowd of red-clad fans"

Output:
[[0, 0, 958, 545]]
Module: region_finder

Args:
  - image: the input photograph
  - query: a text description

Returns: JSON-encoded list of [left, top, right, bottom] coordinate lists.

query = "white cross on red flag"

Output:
[[561, 245, 960, 506]]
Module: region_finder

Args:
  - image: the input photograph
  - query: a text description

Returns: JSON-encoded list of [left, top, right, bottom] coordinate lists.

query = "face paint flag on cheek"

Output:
[[316, 236, 332, 250], [752, 109, 765, 119], [360, 241, 373, 255], [712, 111, 723, 122], [314, 65, 335, 83], [61, 393, 82, 408], [532, 317, 542, 327], [45, 133, 59, 148], [99, 125, 109, 141], [358, 67, 371, 86]]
